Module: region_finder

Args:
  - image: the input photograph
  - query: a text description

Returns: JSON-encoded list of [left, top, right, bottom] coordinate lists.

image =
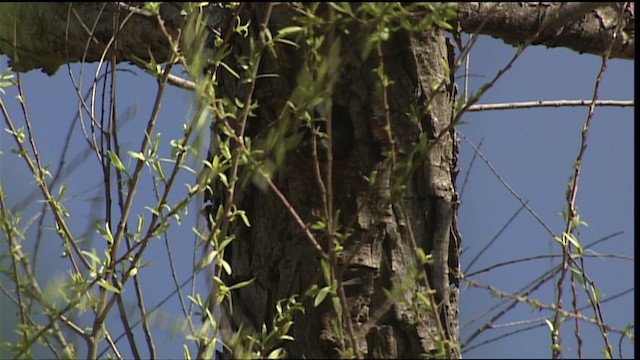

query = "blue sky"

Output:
[[0, 32, 634, 359]]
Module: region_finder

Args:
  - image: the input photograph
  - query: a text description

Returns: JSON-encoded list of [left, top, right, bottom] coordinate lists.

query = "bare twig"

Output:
[[466, 252, 632, 278], [463, 201, 527, 274], [468, 99, 633, 111], [466, 279, 633, 339], [459, 133, 556, 238], [463, 287, 633, 353]]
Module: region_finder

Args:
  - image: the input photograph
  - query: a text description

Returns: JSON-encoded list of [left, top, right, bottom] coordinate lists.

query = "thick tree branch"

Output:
[[0, 3, 233, 75], [0, 3, 634, 76], [458, 2, 635, 59]]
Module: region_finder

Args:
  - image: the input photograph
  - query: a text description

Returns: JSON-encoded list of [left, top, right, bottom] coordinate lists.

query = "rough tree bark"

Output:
[[0, 3, 632, 74], [457, 2, 634, 59], [0, 2, 633, 359], [209, 3, 460, 358]]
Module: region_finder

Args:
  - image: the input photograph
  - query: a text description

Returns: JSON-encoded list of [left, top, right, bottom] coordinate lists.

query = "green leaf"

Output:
[[267, 348, 285, 359], [141, 2, 160, 15], [590, 284, 600, 303], [310, 220, 326, 231], [220, 259, 232, 275], [544, 318, 554, 332], [97, 279, 120, 293], [277, 26, 304, 36], [219, 61, 240, 79], [332, 295, 342, 317], [553, 235, 565, 246], [570, 267, 585, 287], [108, 150, 125, 172], [314, 286, 330, 307], [0, 68, 15, 94], [320, 258, 331, 286], [236, 210, 251, 227], [128, 267, 138, 277], [328, 2, 353, 16], [136, 214, 144, 235], [228, 277, 255, 290], [58, 183, 67, 199], [128, 150, 146, 162], [563, 232, 582, 254], [305, 284, 319, 297], [195, 250, 218, 271], [104, 223, 114, 244], [220, 142, 231, 160]]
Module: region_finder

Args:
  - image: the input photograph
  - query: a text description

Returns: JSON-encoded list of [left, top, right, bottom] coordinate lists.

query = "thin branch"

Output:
[[465, 252, 632, 278], [463, 201, 528, 275], [154, 174, 198, 338], [265, 177, 328, 259], [167, 73, 196, 91], [98, 276, 196, 358], [464, 287, 633, 354], [468, 99, 633, 111], [461, 231, 626, 350], [458, 134, 482, 200], [458, 133, 556, 238], [466, 279, 633, 339], [550, 4, 627, 357]]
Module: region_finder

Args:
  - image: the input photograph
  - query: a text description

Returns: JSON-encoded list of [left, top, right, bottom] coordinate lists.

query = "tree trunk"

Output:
[[211, 4, 460, 358]]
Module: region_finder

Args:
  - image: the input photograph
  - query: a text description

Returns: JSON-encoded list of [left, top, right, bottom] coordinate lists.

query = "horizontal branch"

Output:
[[0, 3, 231, 75], [467, 99, 634, 112], [0, 3, 633, 76], [458, 2, 635, 60]]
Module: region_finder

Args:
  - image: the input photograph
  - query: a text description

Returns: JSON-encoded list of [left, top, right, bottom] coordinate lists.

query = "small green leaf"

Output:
[[544, 318, 554, 332], [220, 259, 232, 275], [108, 150, 125, 172], [267, 348, 284, 359], [310, 220, 326, 231], [58, 184, 67, 199], [332, 295, 342, 317], [277, 26, 304, 36], [141, 2, 160, 15], [570, 267, 585, 287], [590, 284, 600, 303], [104, 223, 114, 244], [228, 277, 255, 290], [97, 279, 120, 293], [136, 214, 144, 235], [553, 235, 565, 246], [236, 210, 251, 227], [564, 232, 582, 254], [195, 250, 218, 271], [128, 150, 146, 161], [128, 267, 138, 277], [314, 286, 330, 307], [219, 61, 240, 79]]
